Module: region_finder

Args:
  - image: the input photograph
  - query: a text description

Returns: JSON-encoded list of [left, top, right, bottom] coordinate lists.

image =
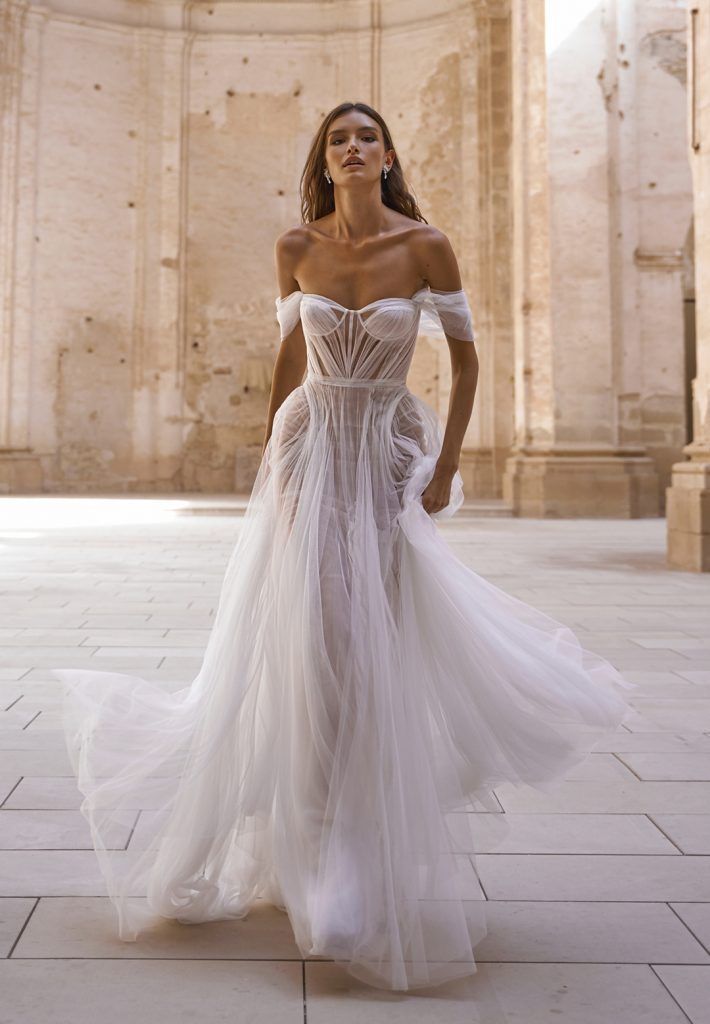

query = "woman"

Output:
[[55, 101, 633, 993]]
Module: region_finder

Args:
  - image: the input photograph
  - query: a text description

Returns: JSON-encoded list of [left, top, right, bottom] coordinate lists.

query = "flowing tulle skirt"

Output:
[[54, 378, 633, 991]]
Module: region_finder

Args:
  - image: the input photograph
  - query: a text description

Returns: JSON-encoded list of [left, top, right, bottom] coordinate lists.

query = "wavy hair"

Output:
[[299, 101, 427, 225]]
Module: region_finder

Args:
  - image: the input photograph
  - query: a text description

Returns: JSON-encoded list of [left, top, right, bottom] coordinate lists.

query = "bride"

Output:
[[55, 100, 633, 993]]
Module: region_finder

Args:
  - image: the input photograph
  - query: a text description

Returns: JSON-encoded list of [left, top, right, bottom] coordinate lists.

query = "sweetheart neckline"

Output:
[[273, 284, 472, 314], [298, 287, 428, 313]]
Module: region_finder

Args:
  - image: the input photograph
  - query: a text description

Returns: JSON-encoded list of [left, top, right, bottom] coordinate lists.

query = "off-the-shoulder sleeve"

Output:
[[418, 288, 476, 343], [274, 291, 303, 340]]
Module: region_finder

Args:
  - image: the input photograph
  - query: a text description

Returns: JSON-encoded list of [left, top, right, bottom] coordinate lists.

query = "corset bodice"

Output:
[[275, 285, 476, 387]]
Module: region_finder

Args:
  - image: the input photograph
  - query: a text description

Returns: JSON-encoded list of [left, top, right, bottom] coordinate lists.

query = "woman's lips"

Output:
[[343, 160, 364, 167]]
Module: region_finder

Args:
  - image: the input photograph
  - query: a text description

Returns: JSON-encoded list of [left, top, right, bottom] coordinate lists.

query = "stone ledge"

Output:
[[503, 453, 660, 518]]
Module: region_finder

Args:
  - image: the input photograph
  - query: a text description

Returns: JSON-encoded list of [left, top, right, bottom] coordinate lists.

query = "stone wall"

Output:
[[0, 0, 695, 510], [0, 0, 485, 494]]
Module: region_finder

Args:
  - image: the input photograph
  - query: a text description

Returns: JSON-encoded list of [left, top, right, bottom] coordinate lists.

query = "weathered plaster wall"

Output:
[[0, 0, 484, 493], [0, 0, 693, 509]]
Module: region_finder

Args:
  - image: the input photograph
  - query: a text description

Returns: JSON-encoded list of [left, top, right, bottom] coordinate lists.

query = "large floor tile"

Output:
[[0, 851, 107, 895], [653, 815, 710, 854], [0, 729, 68, 751], [0, 959, 303, 1024], [473, 901, 708, 963], [592, 733, 710, 753], [2, 777, 82, 810], [680, 671, 710, 684], [562, 753, 635, 781], [476, 854, 710, 902], [617, 752, 710, 781], [0, 898, 35, 956], [0, 776, 20, 804], [0, 669, 31, 681], [0, 749, 73, 775], [627, 700, 710, 732], [13, 896, 303, 959], [305, 962, 689, 1023], [670, 904, 710, 953], [0, 809, 133, 850], [494, 779, 710, 814], [0, 707, 41, 729], [461, 812, 676, 855], [4, 629, 90, 646], [653, 966, 710, 1024], [92, 646, 204, 658]]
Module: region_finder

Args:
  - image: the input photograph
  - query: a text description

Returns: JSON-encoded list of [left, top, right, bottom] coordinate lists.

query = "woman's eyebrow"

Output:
[[327, 125, 380, 139]]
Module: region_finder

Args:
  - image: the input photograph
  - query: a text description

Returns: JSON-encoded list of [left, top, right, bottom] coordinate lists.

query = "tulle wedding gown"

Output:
[[53, 284, 633, 992]]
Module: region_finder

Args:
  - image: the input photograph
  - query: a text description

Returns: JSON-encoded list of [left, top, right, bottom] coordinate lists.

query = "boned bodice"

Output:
[[275, 286, 475, 387]]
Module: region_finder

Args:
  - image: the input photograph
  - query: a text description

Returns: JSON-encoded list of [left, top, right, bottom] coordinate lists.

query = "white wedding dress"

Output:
[[54, 285, 633, 992]]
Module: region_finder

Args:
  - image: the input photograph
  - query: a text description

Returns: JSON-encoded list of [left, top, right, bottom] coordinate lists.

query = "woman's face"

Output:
[[324, 111, 394, 186]]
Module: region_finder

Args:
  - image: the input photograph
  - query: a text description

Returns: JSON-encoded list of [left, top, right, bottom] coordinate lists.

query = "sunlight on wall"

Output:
[[545, 0, 600, 55]]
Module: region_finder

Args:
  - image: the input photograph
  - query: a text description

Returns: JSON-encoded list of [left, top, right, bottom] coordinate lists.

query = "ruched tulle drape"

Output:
[[54, 285, 633, 991]]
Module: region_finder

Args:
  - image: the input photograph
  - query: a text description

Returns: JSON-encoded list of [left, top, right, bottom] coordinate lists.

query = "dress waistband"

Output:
[[306, 372, 406, 389]]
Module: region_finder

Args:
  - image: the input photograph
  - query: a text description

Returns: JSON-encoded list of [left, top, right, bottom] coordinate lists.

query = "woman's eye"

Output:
[[330, 136, 376, 144]]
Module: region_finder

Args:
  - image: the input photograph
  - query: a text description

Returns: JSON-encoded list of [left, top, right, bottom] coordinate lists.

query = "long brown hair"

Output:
[[300, 101, 428, 225]]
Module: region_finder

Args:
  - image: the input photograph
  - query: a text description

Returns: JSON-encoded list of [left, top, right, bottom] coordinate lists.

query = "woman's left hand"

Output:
[[421, 462, 457, 516]]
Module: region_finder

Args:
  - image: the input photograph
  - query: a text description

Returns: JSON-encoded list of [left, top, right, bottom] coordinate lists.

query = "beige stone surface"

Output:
[[476, 853, 710, 902], [473, 901, 708, 964], [0, 898, 35, 957], [457, 812, 677, 855], [652, 815, 710, 854], [0, 959, 304, 1024], [13, 897, 303, 960], [653, 966, 710, 1024], [666, 3, 710, 569], [305, 962, 690, 1023]]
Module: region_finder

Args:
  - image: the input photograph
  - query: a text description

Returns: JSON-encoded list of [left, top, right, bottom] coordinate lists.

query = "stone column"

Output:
[[503, 0, 557, 512], [460, 1, 514, 499], [667, 4, 710, 571], [503, 0, 658, 517], [0, 3, 44, 491]]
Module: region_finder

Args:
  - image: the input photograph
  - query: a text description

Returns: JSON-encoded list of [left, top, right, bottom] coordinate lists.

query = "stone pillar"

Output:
[[503, 0, 556, 513], [503, 0, 659, 517], [667, 4, 710, 571], [459, 1, 514, 499], [0, 3, 44, 492]]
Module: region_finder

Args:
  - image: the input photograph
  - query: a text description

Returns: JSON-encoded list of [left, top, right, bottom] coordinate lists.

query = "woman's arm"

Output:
[[262, 230, 309, 454], [414, 227, 480, 515]]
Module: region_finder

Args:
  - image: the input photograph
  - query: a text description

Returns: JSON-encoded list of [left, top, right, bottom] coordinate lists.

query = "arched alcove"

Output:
[[0, 0, 515, 495]]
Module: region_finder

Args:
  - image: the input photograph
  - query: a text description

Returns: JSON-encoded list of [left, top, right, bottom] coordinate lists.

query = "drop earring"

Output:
[[324, 168, 332, 184], [382, 164, 389, 179]]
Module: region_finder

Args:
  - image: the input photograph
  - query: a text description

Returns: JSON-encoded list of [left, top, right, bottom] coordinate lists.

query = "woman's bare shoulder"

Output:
[[274, 224, 313, 256], [410, 224, 463, 290]]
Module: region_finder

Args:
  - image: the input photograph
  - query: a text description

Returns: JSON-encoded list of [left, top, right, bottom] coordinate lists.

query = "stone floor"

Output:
[[0, 496, 709, 1023]]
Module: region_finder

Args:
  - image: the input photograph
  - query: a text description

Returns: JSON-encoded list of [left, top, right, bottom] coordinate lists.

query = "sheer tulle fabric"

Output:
[[54, 286, 632, 991]]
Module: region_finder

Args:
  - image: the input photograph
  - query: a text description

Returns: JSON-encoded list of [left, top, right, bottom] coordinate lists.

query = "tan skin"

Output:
[[264, 109, 479, 516]]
